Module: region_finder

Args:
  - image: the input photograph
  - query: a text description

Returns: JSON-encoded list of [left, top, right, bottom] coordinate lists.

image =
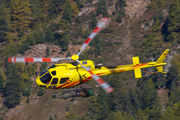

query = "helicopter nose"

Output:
[[36, 77, 41, 86], [36, 77, 47, 88]]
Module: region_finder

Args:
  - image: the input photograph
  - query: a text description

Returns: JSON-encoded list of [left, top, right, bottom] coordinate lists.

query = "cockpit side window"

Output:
[[51, 71, 56, 75], [60, 77, 69, 84], [51, 78, 58, 84]]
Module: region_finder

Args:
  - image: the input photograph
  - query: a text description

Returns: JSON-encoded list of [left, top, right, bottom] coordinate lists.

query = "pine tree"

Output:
[[60, 35, 70, 51], [135, 108, 145, 120], [153, 19, 160, 32], [71, 2, 79, 18], [169, 91, 175, 103], [102, 0, 106, 6], [158, 0, 165, 8], [46, 46, 50, 57], [76, 16, 81, 23], [108, 111, 124, 120], [97, 1, 103, 16], [0, 70, 4, 92], [26, 97, 30, 103], [66, 50, 71, 57], [0, 117, 3, 120], [76, 0, 81, 10], [11, 0, 20, 31], [49, 115, 53, 120], [45, 29, 55, 42], [116, 13, 122, 23], [142, 79, 157, 109], [64, 105, 78, 120], [91, 15, 97, 28], [17, 0, 32, 31], [37, 88, 45, 96], [62, 0, 72, 22], [152, 0, 155, 6], [40, 62, 47, 73], [168, 0, 180, 33], [103, 4, 108, 17], [43, 0, 50, 17], [0, 4, 11, 30], [162, 106, 177, 119]]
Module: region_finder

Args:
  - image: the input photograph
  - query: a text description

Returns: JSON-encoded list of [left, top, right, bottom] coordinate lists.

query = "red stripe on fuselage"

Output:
[[55, 83, 68, 89], [136, 63, 147, 68], [63, 81, 80, 88], [55, 72, 105, 89], [130, 64, 139, 69]]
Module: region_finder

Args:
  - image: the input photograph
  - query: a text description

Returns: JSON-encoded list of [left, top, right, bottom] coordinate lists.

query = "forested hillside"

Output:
[[1, 0, 180, 120]]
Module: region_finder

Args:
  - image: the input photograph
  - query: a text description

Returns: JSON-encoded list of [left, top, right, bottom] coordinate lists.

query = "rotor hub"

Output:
[[71, 55, 79, 61]]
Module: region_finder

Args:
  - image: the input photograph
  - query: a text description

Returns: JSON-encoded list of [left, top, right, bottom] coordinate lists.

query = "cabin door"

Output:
[[49, 78, 59, 88]]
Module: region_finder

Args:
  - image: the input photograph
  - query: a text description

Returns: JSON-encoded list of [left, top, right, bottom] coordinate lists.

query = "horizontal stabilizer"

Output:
[[134, 68, 142, 78], [132, 57, 140, 65], [132, 57, 142, 78]]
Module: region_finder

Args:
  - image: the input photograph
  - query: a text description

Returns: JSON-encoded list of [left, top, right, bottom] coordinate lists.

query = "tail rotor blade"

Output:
[[77, 17, 109, 56], [8, 57, 71, 63], [76, 60, 114, 93]]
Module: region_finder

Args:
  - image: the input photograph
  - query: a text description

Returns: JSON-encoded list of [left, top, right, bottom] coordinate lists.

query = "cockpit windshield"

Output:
[[40, 72, 52, 84], [40, 69, 48, 76], [39, 64, 56, 77]]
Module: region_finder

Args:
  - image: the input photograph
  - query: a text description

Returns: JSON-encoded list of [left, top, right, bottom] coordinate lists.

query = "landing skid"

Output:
[[52, 87, 94, 99]]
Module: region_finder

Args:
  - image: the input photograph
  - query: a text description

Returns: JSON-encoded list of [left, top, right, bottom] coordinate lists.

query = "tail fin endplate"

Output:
[[155, 49, 170, 73], [156, 49, 170, 63]]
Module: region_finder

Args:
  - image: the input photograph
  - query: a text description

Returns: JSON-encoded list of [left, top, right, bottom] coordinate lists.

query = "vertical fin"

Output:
[[156, 49, 170, 63]]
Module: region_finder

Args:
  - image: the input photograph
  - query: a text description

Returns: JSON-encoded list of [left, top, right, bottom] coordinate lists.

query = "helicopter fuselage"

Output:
[[36, 59, 166, 89]]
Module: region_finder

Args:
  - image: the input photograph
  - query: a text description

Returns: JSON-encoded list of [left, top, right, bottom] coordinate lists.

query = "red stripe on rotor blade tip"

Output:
[[107, 88, 114, 93], [96, 78, 105, 84], [42, 58, 51, 62], [85, 38, 91, 44], [100, 20, 106, 23], [93, 27, 101, 33], [103, 17, 109, 20], [14, 57, 16, 63], [8, 57, 12, 63], [88, 70, 94, 75], [25, 58, 34, 62], [105, 87, 112, 90]]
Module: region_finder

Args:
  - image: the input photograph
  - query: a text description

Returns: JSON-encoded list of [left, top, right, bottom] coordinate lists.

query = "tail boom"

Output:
[[131, 49, 169, 78]]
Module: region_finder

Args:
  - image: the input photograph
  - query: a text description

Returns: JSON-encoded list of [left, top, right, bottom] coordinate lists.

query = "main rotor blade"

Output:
[[76, 60, 114, 93], [8, 57, 71, 63], [77, 17, 109, 56]]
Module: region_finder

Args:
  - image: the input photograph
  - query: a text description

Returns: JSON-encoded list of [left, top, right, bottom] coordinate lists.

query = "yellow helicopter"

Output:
[[8, 17, 170, 98]]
